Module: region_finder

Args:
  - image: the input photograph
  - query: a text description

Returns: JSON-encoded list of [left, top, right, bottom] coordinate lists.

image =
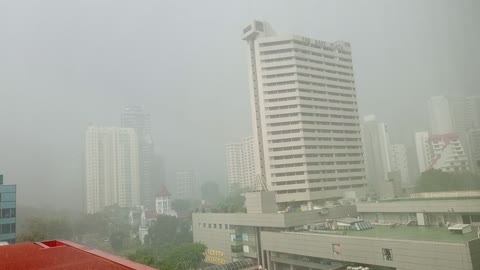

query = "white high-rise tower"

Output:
[[85, 126, 140, 214], [225, 136, 257, 191], [242, 21, 367, 208]]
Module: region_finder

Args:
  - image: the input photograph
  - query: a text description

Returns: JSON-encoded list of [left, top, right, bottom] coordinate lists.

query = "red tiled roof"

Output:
[[0, 240, 157, 270], [155, 184, 171, 197]]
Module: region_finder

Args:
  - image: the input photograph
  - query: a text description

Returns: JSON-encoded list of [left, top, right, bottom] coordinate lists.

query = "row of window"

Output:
[[267, 118, 358, 128], [266, 102, 357, 112], [271, 144, 362, 152], [199, 223, 230, 230], [263, 79, 355, 92], [264, 88, 355, 100], [271, 161, 363, 169], [266, 106, 358, 119], [273, 176, 365, 186], [0, 192, 16, 202], [0, 223, 16, 234], [263, 71, 354, 84], [273, 168, 365, 178], [271, 153, 362, 160], [276, 184, 366, 194], [264, 96, 356, 106], [0, 208, 16, 219], [269, 131, 361, 141]]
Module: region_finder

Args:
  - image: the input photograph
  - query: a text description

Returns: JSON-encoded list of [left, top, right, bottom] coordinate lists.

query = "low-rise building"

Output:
[[193, 192, 480, 270], [357, 193, 480, 227]]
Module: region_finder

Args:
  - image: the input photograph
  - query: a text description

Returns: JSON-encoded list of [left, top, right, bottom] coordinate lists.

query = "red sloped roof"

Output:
[[155, 184, 171, 197], [0, 240, 157, 270]]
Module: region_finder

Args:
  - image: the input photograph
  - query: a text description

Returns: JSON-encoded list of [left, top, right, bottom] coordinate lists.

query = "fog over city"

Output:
[[1, 0, 479, 210]]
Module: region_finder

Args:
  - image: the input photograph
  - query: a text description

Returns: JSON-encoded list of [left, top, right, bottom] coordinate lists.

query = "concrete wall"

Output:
[[261, 231, 474, 270], [192, 206, 356, 229], [246, 192, 276, 214]]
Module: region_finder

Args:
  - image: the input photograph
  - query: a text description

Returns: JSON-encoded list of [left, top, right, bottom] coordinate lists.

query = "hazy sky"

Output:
[[1, 0, 479, 210]]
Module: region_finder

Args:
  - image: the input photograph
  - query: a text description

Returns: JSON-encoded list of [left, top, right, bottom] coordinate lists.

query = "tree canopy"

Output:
[[415, 169, 480, 192]]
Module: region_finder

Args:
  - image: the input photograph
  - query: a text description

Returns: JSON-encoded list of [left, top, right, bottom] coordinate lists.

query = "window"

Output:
[[225, 224, 229, 229], [382, 248, 393, 261], [1, 223, 10, 234], [203, 223, 206, 228], [1, 208, 11, 218], [242, 233, 249, 241], [208, 224, 211, 228], [332, 244, 341, 255], [219, 224, 222, 229], [213, 224, 217, 229]]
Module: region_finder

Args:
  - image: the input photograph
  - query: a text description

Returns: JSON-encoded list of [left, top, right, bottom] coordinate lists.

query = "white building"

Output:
[[225, 136, 257, 191], [85, 126, 140, 214], [361, 115, 391, 189], [155, 184, 177, 217], [389, 144, 410, 184], [414, 132, 469, 173], [428, 96, 454, 135], [430, 134, 469, 172], [242, 21, 367, 208], [415, 131, 433, 173], [176, 170, 195, 200]]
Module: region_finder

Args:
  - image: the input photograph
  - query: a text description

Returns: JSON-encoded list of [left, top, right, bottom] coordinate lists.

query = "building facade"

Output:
[[226, 136, 257, 191], [414, 131, 433, 173], [430, 133, 469, 173], [0, 175, 16, 244], [176, 170, 195, 200], [467, 128, 480, 173], [193, 192, 480, 270], [85, 126, 140, 214], [361, 115, 391, 191], [242, 21, 367, 208], [428, 96, 454, 135], [389, 144, 409, 184], [121, 106, 155, 209]]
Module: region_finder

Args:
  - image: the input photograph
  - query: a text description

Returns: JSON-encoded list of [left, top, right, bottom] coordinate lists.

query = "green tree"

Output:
[[145, 215, 179, 245], [415, 169, 480, 192], [160, 243, 207, 270], [215, 185, 246, 213], [172, 199, 191, 212]]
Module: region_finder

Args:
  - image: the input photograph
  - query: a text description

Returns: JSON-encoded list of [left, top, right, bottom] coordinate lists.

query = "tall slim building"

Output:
[[225, 136, 257, 191], [242, 21, 367, 208], [361, 115, 391, 189], [415, 131, 433, 173], [175, 170, 195, 200], [0, 175, 16, 244], [389, 144, 410, 184], [467, 128, 480, 173], [428, 96, 454, 135], [85, 126, 140, 214], [121, 106, 155, 208]]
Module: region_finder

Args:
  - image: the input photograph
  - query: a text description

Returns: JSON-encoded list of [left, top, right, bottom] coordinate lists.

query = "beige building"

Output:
[[242, 21, 366, 208], [390, 144, 409, 184], [85, 126, 140, 214], [225, 137, 257, 191], [193, 192, 480, 270], [176, 170, 196, 200]]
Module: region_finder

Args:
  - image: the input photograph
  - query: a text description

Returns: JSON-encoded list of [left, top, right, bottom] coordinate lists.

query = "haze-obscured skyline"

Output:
[[1, 0, 479, 210]]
